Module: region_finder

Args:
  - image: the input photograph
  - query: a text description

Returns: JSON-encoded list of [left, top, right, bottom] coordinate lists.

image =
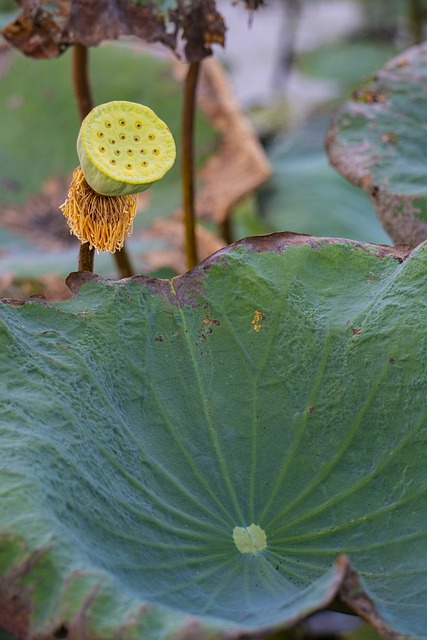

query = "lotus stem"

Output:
[[72, 45, 96, 272], [71, 47, 135, 275], [72, 45, 94, 121], [409, 0, 424, 43], [61, 101, 176, 261], [78, 242, 95, 272], [112, 243, 134, 278], [182, 61, 201, 270]]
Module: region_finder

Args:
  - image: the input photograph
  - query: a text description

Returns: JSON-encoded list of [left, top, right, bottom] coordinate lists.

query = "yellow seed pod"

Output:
[[77, 101, 176, 196]]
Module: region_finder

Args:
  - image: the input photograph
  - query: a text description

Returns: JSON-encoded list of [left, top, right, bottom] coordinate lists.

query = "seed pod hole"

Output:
[[152, 149, 160, 156], [110, 159, 117, 165], [109, 139, 116, 145], [141, 160, 148, 167], [114, 149, 121, 156], [127, 150, 134, 156], [99, 146, 106, 153], [147, 133, 155, 141], [119, 134, 126, 141], [97, 131, 104, 138], [126, 163, 133, 170], [133, 136, 140, 143], [119, 119, 126, 126], [139, 149, 146, 155], [135, 121, 142, 129], [105, 121, 112, 128]]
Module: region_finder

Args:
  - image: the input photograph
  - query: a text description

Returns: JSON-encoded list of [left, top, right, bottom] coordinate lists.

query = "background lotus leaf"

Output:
[[0, 234, 426, 640], [258, 118, 390, 245], [326, 42, 427, 247]]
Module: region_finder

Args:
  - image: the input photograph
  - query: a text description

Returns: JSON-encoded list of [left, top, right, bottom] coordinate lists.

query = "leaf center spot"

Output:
[[233, 523, 267, 554]]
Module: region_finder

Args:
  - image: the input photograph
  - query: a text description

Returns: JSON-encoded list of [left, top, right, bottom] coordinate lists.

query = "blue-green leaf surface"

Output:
[[258, 119, 390, 244], [326, 42, 427, 247], [0, 234, 426, 640]]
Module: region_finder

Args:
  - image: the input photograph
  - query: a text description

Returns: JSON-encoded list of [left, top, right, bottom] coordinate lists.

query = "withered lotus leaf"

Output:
[[1, 0, 226, 61]]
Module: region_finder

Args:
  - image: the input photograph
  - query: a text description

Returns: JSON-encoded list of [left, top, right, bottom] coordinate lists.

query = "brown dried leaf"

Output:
[[0, 176, 76, 249], [168, 0, 226, 62], [241, 0, 266, 9], [1, 0, 175, 59], [0, 175, 151, 251], [182, 57, 272, 225], [235, 0, 267, 28], [1, 0, 225, 62]]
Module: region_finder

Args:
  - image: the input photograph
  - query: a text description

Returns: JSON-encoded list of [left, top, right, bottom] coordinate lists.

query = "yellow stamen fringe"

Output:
[[60, 166, 138, 253]]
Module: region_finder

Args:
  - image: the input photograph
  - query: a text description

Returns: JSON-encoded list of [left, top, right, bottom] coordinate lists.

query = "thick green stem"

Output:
[[114, 241, 134, 278], [409, 0, 424, 43], [220, 216, 233, 246], [71, 45, 134, 276], [72, 45, 94, 121], [182, 61, 201, 270], [78, 242, 95, 272]]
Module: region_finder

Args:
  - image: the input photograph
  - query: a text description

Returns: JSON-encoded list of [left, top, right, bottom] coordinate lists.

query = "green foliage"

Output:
[[343, 623, 385, 640], [258, 119, 390, 244], [0, 44, 217, 279], [297, 40, 398, 93], [327, 42, 427, 247], [0, 43, 216, 215], [0, 0, 17, 29], [1, 236, 426, 639], [1, 3, 427, 637]]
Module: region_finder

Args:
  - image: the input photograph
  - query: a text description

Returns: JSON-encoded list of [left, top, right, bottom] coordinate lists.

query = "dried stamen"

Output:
[[60, 166, 138, 253]]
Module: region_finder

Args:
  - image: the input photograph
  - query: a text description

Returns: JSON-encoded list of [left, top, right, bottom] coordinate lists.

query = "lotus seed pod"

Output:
[[77, 101, 176, 196]]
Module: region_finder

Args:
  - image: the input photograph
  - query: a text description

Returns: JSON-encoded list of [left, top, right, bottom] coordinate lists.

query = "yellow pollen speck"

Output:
[[252, 309, 265, 332]]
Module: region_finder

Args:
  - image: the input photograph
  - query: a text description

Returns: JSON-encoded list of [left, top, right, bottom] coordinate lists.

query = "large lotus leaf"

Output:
[[326, 43, 427, 248], [0, 234, 426, 640]]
